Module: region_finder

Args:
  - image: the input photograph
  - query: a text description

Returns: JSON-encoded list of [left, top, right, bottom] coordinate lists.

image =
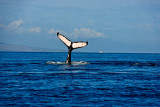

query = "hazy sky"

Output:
[[0, 0, 160, 53]]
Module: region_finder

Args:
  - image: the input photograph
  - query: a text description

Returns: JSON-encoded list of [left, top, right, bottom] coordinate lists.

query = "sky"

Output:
[[0, 0, 160, 53]]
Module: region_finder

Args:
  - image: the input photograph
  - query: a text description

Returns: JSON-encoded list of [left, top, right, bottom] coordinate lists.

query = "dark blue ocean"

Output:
[[0, 52, 160, 106]]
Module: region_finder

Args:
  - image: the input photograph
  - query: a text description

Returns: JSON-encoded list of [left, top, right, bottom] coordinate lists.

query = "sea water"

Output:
[[0, 52, 160, 106]]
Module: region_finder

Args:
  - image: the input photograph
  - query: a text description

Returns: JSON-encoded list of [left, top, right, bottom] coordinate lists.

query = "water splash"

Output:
[[46, 61, 89, 65]]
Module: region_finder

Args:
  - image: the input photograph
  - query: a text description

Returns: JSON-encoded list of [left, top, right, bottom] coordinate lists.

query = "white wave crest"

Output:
[[46, 61, 65, 64], [72, 61, 89, 65], [46, 61, 89, 65]]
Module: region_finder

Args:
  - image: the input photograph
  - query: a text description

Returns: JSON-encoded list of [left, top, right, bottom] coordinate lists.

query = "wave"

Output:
[[46, 61, 89, 65], [46, 60, 159, 67], [91, 61, 160, 67]]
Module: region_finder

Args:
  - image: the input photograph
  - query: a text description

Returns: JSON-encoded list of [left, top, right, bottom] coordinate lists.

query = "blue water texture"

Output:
[[0, 52, 160, 106]]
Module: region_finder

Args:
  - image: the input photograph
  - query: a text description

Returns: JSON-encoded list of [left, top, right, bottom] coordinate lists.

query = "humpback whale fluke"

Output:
[[57, 32, 88, 64]]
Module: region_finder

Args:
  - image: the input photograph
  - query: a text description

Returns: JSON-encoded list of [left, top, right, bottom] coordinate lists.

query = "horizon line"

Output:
[[0, 51, 160, 54]]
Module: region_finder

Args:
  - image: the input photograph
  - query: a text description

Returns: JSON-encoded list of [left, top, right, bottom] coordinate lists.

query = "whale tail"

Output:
[[57, 32, 88, 49], [57, 32, 88, 64]]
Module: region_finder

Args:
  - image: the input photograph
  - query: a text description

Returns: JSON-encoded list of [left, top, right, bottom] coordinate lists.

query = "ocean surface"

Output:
[[0, 52, 160, 106]]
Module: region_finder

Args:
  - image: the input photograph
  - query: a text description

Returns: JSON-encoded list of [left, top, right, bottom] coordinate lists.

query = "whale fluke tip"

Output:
[[57, 32, 59, 35]]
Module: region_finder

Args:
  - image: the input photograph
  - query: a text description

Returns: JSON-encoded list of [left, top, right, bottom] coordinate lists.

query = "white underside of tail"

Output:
[[72, 42, 88, 49], [57, 33, 71, 47], [57, 33, 88, 49]]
